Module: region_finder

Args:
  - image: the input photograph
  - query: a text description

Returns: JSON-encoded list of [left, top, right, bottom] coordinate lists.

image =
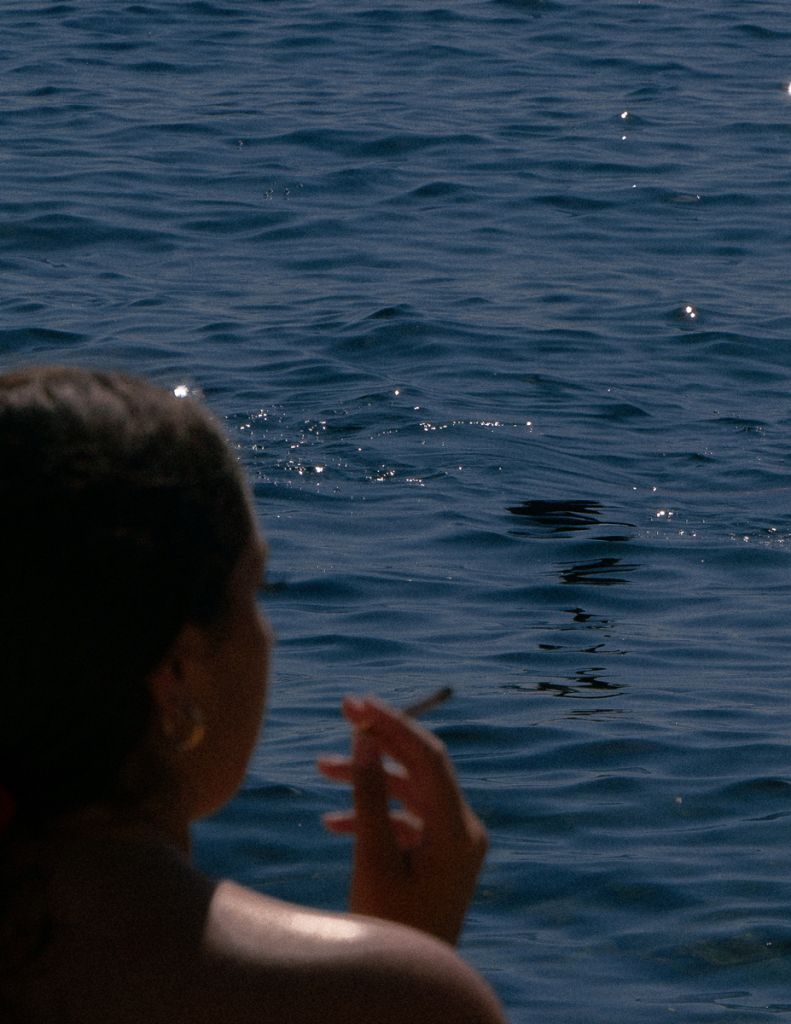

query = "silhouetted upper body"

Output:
[[0, 366, 507, 1024]]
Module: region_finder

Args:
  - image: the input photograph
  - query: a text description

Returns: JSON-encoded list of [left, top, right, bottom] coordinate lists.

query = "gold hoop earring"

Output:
[[176, 705, 205, 754], [163, 701, 206, 754]]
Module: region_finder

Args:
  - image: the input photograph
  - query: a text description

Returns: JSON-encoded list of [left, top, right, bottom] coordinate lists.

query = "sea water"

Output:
[[3, 2, 791, 1020]]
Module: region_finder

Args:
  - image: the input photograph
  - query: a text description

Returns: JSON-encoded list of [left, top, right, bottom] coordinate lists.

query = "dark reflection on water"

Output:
[[523, 606, 629, 698], [537, 671, 624, 697], [559, 556, 638, 586], [507, 499, 635, 539], [507, 498, 605, 533], [507, 501, 639, 699]]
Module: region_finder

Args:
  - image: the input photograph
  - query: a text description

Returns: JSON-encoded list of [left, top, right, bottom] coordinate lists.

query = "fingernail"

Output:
[[343, 695, 367, 722]]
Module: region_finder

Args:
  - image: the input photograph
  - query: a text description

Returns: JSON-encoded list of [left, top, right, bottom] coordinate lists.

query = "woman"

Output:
[[0, 366, 507, 1024]]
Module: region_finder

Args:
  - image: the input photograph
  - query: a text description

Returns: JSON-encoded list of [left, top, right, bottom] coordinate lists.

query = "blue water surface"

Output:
[[3, 2, 791, 1020]]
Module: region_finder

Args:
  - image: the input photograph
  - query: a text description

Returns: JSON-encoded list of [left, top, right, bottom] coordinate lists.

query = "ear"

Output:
[[147, 623, 211, 738]]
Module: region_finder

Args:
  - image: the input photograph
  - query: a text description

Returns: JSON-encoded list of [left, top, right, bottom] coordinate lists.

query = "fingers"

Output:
[[317, 754, 411, 804], [342, 695, 467, 833], [318, 695, 466, 831], [322, 809, 423, 850], [318, 743, 421, 852], [342, 695, 453, 780], [317, 692, 489, 944], [348, 728, 403, 876]]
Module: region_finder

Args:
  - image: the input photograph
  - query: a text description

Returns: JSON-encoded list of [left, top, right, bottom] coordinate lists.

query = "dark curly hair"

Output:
[[0, 365, 253, 826]]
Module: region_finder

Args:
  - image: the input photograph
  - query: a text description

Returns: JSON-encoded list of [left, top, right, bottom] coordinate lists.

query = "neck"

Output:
[[46, 799, 193, 858]]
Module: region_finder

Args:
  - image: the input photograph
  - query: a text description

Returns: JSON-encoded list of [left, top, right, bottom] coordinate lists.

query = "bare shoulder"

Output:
[[27, 835, 506, 1024], [202, 880, 509, 1024]]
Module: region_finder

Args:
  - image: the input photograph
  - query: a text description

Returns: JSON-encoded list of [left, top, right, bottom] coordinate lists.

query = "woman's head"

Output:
[[0, 366, 255, 825]]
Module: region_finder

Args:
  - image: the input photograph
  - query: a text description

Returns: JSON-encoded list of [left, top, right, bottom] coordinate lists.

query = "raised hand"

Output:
[[316, 695, 488, 945]]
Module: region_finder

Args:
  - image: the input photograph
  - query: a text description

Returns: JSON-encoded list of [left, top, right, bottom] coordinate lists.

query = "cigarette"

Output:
[[402, 686, 453, 718]]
